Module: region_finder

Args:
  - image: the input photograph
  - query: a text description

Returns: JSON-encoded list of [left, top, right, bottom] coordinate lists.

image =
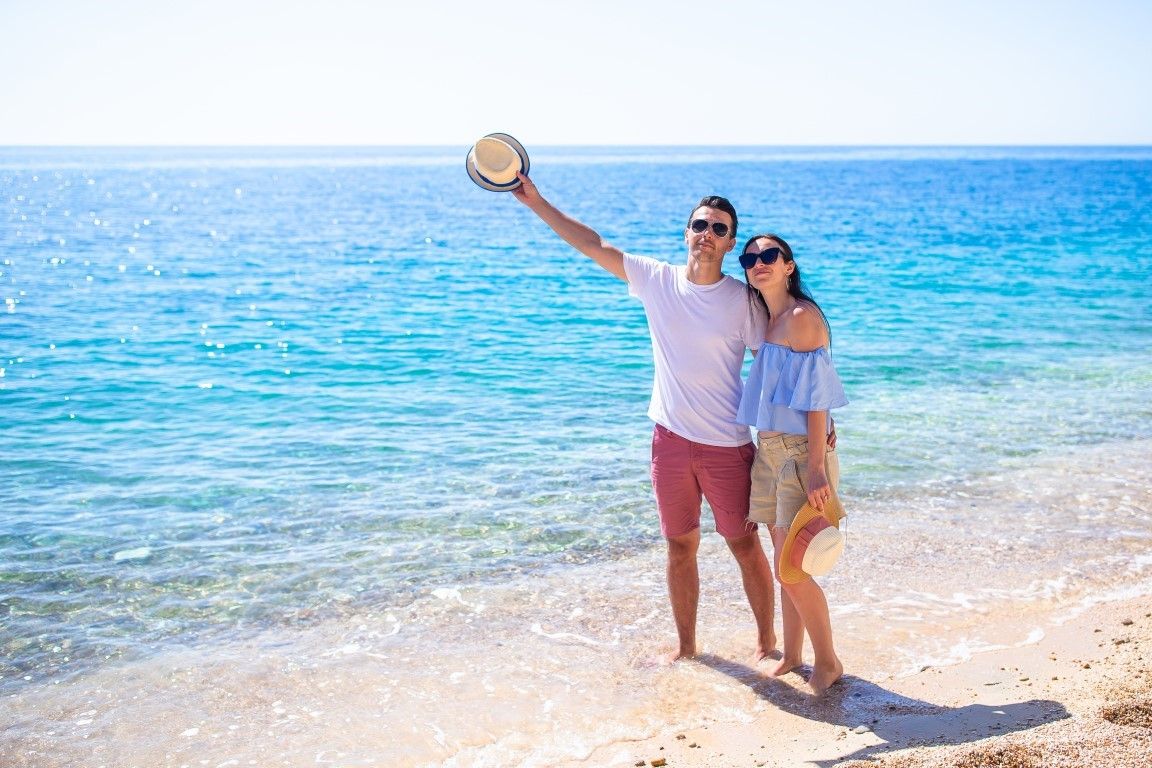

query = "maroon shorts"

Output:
[[650, 424, 756, 540]]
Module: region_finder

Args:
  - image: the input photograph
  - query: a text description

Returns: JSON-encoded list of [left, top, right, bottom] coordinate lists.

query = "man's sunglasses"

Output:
[[689, 219, 730, 238], [739, 247, 785, 270]]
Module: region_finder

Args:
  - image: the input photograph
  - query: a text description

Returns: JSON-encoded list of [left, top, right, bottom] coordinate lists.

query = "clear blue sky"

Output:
[[3, 0, 1150, 145]]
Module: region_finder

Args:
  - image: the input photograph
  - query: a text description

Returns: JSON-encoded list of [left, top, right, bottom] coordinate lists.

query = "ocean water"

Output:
[[2, 146, 1151, 766]]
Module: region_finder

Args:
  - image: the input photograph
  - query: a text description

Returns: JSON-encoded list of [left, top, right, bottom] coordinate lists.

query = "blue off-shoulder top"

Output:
[[738, 343, 848, 436]]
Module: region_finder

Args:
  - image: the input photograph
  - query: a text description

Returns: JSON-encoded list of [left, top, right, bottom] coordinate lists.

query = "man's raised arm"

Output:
[[511, 172, 627, 281]]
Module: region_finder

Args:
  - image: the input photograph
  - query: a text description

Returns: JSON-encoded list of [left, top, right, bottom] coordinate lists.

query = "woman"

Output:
[[737, 233, 848, 694]]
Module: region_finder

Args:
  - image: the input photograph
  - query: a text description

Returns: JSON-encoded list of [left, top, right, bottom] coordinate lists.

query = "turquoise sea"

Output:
[[2, 146, 1151, 766]]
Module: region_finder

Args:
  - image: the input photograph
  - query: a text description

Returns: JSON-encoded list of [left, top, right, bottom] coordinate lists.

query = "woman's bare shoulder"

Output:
[[787, 302, 829, 352]]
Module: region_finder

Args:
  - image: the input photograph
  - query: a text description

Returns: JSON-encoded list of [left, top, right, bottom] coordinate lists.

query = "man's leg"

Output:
[[700, 440, 776, 658], [665, 528, 701, 660], [771, 525, 805, 676], [726, 530, 777, 660], [650, 425, 703, 662]]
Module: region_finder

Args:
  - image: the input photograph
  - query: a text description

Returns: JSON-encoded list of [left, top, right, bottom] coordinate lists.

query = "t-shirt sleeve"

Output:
[[623, 252, 661, 299], [741, 295, 768, 350]]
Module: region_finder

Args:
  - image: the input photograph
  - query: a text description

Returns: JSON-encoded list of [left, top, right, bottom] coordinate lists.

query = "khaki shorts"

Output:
[[749, 431, 841, 530]]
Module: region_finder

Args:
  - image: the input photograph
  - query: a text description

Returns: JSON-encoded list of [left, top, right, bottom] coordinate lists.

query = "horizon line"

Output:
[[2, 142, 1152, 149]]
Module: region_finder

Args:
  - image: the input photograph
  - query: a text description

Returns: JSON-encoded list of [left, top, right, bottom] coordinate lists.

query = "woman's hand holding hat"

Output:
[[807, 465, 831, 513]]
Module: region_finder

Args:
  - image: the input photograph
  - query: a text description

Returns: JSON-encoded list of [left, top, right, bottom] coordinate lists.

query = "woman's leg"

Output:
[[774, 447, 843, 691], [781, 574, 842, 694]]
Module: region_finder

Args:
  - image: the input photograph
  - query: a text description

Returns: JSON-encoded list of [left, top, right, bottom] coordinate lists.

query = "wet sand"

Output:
[[587, 594, 1152, 768]]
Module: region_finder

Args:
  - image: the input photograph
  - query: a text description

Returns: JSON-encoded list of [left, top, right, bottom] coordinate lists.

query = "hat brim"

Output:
[[779, 496, 844, 584], [466, 132, 530, 192]]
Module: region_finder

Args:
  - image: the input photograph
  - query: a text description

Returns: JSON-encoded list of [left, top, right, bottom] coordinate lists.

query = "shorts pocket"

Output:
[[774, 457, 810, 530], [787, 454, 808, 495], [748, 451, 777, 525]]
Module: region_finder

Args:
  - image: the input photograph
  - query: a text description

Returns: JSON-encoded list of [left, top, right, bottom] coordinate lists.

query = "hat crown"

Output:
[[474, 138, 517, 172], [779, 500, 845, 583], [472, 138, 522, 183], [466, 133, 530, 192], [798, 526, 844, 577]]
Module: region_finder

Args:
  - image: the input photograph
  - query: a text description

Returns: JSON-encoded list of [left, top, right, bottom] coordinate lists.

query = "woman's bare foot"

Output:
[[771, 655, 803, 676], [808, 658, 844, 694]]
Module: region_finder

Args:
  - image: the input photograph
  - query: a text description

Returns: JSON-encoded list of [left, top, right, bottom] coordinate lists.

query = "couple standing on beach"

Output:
[[512, 174, 848, 695]]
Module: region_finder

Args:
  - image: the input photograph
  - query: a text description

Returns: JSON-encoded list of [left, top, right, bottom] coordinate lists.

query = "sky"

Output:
[[2, 0, 1150, 146]]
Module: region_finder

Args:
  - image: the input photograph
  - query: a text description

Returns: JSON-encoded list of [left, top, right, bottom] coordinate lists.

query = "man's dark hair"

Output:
[[688, 196, 738, 239]]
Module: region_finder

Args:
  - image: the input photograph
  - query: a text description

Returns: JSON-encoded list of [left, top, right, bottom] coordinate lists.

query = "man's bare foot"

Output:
[[808, 658, 844, 694], [664, 646, 697, 664], [639, 646, 697, 667], [771, 656, 803, 676], [753, 646, 782, 663], [752, 635, 779, 663]]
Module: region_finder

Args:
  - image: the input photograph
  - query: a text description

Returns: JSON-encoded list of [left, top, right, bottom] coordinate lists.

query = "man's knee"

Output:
[[725, 531, 760, 559], [666, 530, 700, 563], [727, 533, 771, 575]]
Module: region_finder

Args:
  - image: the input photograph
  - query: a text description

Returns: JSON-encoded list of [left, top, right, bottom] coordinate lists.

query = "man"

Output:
[[512, 172, 777, 662]]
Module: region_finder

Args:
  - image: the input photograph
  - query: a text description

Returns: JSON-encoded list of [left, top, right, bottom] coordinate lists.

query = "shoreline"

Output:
[[2, 438, 1149, 767], [581, 593, 1152, 768]]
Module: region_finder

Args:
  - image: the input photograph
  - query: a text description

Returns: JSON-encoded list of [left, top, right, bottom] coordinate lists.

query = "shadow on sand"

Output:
[[695, 654, 1069, 764]]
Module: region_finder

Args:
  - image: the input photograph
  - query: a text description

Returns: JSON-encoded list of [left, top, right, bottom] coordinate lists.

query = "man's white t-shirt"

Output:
[[623, 252, 767, 447]]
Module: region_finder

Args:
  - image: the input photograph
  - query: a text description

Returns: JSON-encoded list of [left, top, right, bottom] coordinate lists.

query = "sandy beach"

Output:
[[580, 594, 1151, 768]]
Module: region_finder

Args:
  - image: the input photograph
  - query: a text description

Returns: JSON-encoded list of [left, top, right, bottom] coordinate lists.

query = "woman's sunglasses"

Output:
[[739, 247, 785, 270], [689, 219, 730, 238]]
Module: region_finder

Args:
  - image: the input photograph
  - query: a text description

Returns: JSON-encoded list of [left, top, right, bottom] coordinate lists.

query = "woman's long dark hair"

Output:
[[742, 233, 831, 343]]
